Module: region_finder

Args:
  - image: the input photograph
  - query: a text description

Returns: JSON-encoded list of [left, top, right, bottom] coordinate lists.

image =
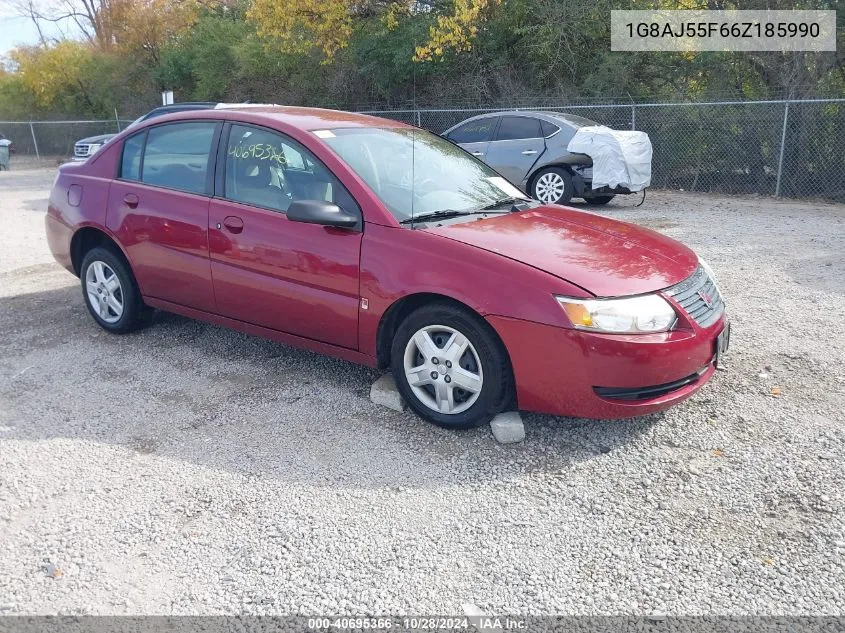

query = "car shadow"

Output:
[[0, 280, 663, 491]]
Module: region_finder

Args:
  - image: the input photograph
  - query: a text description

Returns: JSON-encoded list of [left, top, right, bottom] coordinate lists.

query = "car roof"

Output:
[[142, 102, 217, 117], [151, 102, 217, 111], [148, 105, 412, 131]]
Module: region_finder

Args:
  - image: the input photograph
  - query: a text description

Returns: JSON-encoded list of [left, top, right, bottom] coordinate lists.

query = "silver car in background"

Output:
[[443, 111, 631, 205]]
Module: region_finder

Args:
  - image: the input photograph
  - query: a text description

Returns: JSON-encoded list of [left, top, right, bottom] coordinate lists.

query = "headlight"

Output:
[[87, 144, 102, 155], [556, 294, 677, 333]]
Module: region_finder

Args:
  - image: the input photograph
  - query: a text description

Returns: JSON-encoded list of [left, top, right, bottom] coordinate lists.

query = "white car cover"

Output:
[[566, 126, 653, 192]]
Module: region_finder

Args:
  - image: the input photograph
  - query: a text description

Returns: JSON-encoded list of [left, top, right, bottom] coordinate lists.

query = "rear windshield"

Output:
[[548, 113, 599, 128]]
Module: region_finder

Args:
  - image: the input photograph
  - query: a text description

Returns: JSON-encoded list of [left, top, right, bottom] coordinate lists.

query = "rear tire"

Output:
[[390, 303, 513, 430], [80, 246, 147, 334], [531, 167, 573, 205]]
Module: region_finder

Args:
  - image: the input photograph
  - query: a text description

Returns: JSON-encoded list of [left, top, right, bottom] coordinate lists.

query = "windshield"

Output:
[[320, 128, 527, 222]]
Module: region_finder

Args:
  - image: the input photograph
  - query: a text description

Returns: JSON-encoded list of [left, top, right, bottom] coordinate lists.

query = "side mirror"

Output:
[[287, 199, 358, 229]]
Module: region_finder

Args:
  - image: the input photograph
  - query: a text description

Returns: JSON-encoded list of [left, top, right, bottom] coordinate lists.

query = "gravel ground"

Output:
[[0, 168, 843, 616]]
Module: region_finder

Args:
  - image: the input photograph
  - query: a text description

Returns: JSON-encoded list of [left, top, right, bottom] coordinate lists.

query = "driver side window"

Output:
[[224, 124, 359, 217]]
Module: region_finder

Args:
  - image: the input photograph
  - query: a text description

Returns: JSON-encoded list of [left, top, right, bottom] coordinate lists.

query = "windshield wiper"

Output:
[[480, 197, 529, 210], [399, 210, 477, 224], [400, 207, 516, 225]]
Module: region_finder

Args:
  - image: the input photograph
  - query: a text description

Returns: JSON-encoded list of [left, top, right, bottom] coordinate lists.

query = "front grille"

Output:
[[74, 144, 90, 158], [664, 266, 725, 328]]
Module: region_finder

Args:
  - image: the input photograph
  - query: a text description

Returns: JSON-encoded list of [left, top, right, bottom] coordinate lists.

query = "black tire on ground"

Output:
[[80, 246, 148, 334], [584, 194, 615, 205], [530, 166, 574, 205], [390, 302, 514, 430]]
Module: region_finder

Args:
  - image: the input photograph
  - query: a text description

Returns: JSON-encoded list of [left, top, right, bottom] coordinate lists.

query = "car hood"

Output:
[[76, 133, 116, 144], [424, 205, 698, 297]]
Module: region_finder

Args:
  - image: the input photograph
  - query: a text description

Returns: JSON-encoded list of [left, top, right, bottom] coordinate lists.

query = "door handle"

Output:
[[123, 193, 139, 208], [521, 150, 539, 156], [222, 216, 244, 234], [471, 151, 484, 156]]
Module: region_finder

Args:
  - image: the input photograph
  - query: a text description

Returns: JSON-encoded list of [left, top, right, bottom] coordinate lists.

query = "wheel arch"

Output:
[[70, 226, 131, 277], [375, 292, 517, 408]]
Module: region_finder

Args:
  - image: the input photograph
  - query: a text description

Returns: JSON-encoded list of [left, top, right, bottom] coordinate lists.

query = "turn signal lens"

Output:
[[560, 302, 593, 328], [555, 294, 676, 334]]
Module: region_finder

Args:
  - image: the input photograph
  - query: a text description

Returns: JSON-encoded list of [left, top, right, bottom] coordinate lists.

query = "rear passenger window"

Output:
[[496, 117, 541, 141], [141, 122, 216, 195], [447, 118, 496, 143], [224, 124, 360, 216], [120, 132, 144, 181]]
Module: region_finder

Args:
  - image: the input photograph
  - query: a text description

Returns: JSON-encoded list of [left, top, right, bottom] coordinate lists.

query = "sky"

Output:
[[0, 5, 71, 58]]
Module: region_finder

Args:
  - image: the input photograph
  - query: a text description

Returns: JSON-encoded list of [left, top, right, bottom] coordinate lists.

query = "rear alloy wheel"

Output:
[[531, 167, 573, 205], [391, 304, 513, 430], [80, 246, 147, 333], [85, 260, 124, 324]]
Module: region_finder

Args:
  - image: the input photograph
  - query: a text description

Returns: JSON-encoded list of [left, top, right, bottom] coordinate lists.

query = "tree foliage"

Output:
[[245, 0, 503, 63], [11, 41, 92, 108], [1, 0, 843, 120]]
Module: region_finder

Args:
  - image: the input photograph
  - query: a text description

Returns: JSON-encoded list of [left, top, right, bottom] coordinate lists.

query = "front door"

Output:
[[208, 123, 362, 350], [484, 116, 545, 186], [446, 117, 498, 161], [107, 121, 219, 313]]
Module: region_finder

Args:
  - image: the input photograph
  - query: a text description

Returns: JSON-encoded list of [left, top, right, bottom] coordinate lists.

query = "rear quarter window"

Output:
[[541, 120, 560, 137], [120, 132, 145, 181]]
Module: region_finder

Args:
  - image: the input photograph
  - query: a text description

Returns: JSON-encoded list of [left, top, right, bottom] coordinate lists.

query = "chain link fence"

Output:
[[0, 119, 134, 166], [360, 99, 845, 201], [2, 99, 844, 201]]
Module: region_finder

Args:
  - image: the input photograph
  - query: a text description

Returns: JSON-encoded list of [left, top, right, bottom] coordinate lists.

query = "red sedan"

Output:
[[45, 106, 729, 429]]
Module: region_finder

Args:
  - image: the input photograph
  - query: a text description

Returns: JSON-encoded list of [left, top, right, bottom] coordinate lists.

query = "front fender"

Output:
[[357, 223, 587, 358]]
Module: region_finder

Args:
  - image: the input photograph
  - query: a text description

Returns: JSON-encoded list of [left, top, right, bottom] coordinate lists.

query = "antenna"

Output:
[[410, 34, 417, 227]]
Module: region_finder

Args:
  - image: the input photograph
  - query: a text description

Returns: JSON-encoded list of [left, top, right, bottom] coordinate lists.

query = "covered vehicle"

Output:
[[0, 138, 11, 170], [442, 111, 652, 205], [72, 102, 218, 161], [0, 132, 13, 170], [0, 132, 13, 152]]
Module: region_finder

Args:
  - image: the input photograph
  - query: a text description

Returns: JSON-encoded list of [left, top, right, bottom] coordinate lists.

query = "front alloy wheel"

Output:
[[391, 303, 514, 430], [403, 325, 484, 416]]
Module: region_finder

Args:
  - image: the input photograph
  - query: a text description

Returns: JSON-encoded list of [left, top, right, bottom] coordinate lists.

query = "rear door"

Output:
[[483, 116, 545, 185], [444, 117, 498, 160], [107, 121, 220, 313]]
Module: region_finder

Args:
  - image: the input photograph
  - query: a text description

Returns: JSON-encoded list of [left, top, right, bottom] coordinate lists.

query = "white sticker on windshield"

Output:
[[313, 130, 336, 138], [487, 176, 528, 199]]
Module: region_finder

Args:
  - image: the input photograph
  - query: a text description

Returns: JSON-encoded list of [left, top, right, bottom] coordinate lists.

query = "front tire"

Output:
[[531, 167, 573, 205], [391, 303, 513, 430], [80, 246, 146, 334]]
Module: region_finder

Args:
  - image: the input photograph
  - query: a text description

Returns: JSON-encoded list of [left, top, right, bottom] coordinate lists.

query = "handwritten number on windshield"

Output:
[[228, 143, 287, 166]]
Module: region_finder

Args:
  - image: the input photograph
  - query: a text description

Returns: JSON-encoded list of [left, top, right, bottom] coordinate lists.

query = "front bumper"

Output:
[[487, 313, 727, 419]]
